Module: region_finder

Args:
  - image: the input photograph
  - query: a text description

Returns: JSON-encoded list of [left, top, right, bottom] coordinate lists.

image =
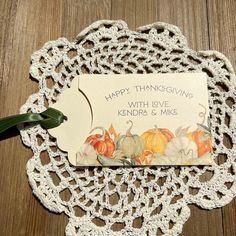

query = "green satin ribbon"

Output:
[[0, 108, 66, 134]]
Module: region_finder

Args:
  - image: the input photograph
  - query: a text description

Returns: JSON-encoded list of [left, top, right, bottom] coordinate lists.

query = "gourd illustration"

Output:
[[86, 127, 115, 157], [141, 126, 174, 154], [187, 129, 212, 157], [115, 120, 144, 158]]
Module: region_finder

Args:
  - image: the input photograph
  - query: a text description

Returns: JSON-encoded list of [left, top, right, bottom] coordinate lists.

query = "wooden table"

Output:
[[0, 0, 236, 235]]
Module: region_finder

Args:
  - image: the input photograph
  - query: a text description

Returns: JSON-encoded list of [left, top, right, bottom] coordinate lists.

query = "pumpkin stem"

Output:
[[154, 125, 158, 130], [126, 120, 133, 136], [90, 126, 106, 139], [198, 103, 207, 125]]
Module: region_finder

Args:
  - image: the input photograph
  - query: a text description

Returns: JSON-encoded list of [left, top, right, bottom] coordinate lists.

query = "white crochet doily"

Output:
[[20, 20, 236, 236]]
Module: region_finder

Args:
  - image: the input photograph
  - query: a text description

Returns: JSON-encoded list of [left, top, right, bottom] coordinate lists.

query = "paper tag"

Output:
[[49, 73, 214, 166]]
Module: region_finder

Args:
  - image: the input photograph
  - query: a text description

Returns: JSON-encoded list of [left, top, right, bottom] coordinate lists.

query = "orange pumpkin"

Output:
[[141, 126, 174, 154], [86, 127, 115, 157], [134, 150, 153, 165], [187, 129, 212, 157]]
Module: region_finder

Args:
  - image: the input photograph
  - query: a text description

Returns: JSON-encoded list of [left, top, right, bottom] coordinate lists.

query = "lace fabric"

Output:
[[20, 20, 236, 236]]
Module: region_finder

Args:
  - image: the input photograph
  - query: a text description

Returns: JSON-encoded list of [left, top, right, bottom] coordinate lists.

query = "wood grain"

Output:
[[208, 0, 236, 235], [0, 0, 235, 235]]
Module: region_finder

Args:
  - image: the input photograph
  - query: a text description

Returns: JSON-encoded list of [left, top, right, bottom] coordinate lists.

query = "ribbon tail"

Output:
[[0, 108, 66, 134]]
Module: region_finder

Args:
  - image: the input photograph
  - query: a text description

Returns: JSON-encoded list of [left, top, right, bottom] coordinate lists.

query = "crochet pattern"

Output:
[[20, 20, 236, 236]]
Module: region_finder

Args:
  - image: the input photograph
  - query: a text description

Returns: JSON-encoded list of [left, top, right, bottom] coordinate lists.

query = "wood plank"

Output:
[[135, 1, 223, 235], [110, 0, 138, 232], [154, 0, 209, 51], [0, 0, 235, 235], [207, 0, 236, 67], [0, 0, 111, 235], [207, 0, 236, 235], [111, 0, 136, 30], [61, 0, 111, 41], [110, 1, 137, 232], [0, 0, 68, 235], [135, 0, 158, 28], [61, 0, 112, 229]]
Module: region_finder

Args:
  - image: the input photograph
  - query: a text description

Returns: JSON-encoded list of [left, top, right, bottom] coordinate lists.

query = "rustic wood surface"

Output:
[[0, 0, 235, 235]]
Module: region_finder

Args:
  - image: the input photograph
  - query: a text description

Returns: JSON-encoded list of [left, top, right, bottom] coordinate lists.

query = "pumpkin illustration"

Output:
[[86, 127, 115, 157], [164, 136, 198, 159], [187, 129, 212, 157], [115, 120, 144, 158], [134, 150, 153, 165], [141, 126, 174, 154]]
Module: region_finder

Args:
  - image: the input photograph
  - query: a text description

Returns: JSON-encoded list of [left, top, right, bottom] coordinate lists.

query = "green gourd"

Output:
[[115, 120, 144, 158]]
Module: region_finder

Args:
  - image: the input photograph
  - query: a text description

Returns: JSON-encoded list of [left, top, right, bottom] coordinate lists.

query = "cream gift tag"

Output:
[[49, 73, 214, 166]]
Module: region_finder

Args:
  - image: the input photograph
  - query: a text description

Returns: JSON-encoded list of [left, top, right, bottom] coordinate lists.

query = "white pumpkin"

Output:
[[149, 136, 214, 165], [164, 136, 198, 159], [76, 143, 100, 166]]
